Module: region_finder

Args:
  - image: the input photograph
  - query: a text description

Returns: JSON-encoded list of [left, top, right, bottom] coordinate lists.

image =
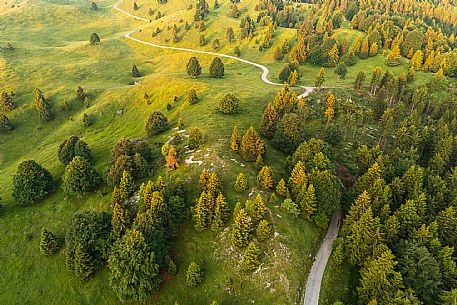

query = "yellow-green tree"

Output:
[[235, 172, 248, 193], [231, 208, 251, 247], [315, 68, 325, 91], [410, 50, 423, 70], [324, 93, 336, 129], [276, 178, 289, 197], [256, 219, 272, 241], [289, 161, 307, 199], [241, 242, 260, 272], [359, 37, 369, 59], [257, 166, 274, 190], [387, 43, 401, 66], [112, 202, 130, 240], [240, 127, 265, 162]]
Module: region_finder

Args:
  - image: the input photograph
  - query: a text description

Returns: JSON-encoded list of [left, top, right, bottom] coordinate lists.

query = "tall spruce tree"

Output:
[[209, 57, 224, 78], [232, 208, 251, 247], [34, 88, 53, 121], [241, 242, 260, 272], [186, 57, 202, 78], [240, 127, 265, 162]]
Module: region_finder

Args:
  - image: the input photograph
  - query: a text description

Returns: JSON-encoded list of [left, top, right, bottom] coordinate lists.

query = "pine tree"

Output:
[[240, 127, 265, 162], [186, 89, 198, 104], [109, 229, 161, 301], [369, 42, 378, 56], [186, 262, 202, 287], [199, 169, 210, 190], [211, 192, 229, 231], [256, 219, 272, 241], [324, 92, 336, 128], [276, 178, 289, 197], [0, 113, 13, 132], [315, 68, 325, 91], [177, 117, 184, 129], [327, 43, 339, 66], [206, 172, 220, 196], [241, 242, 260, 272], [354, 71, 366, 91], [255, 154, 263, 169], [257, 166, 274, 190], [235, 172, 248, 193], [112, 202, 130, 240], [230, 126, 241, 152], [119, 170, 135, 200], [73, 243, 95, 279], [62, 156, 99, 196], [410, 50, 423, 70], [131, 64, 140, 77], [341, 35, 348, 55], [246, 194, 267, 222], [209, 57, 224, 78], [226, 27, 235, 43], [387, 43, 401, 66], [165, 145, 179, 169], [194, 191, 209, 231], [232, 208, 251, 247], [90, 32, 100, 44], [289, 70, 299, 85], [359, 37, 369, 59], [0, 91, 16, 111], [298, 184, 316, 220], [289, 161, 307, 199], [39, 227, 59, 255], [186, 57, 202, 78], [34, 88, 53, 121], [274, 46, 283, 60], [260, 103, 278, 139]]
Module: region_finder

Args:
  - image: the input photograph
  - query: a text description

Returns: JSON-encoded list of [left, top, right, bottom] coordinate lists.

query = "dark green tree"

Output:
[[0, 113, 13, 131], [219, 94, 239, 114], [109, 229, 161, 301], [58, 135, 93, 165], [131, 64, 140, 77], [0, 92, 15, 111], [62, 156, 100, 196], [145, 111, 168, 136], [39, 227, 59, 255], [90, 33, 100, 45], [186, 57, 202, 78], [209, 57, 224, 78], [13, 160, 53, 205], [241, 242, 260, 272]]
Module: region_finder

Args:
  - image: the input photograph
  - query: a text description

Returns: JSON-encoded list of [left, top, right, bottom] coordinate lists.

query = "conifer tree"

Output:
[[324, 93, 336, 128], [274, 46, 283, 60], [165, 145, 179, 169], [199, 169, 210, 190], [370, 66, 382, 95], [276, 178, 289, 197], [341, 35, 348, 55], [226, 27, 235, 43], [0, 91, 16, 111], [62, 156, 100, 196], [34, 88, 53, 121], [131, 64, 140, 77], [256, 219, 272, 241], [289, 70, 299, 85], [327, 43, 339, 66], [257, 166, 274, 190], [369, 42, 378, 56], [0, 113, 13, 131], [39, 227, 59, 255], [186, 89, 198, 104], [177, 117, 184, 129], [186, 57, 202, 78], [119, 170, 135, 200], [73, 243, 95, 279], [145, 111, 168, 136], [354, 71, 365, 90], [298, 184, 316, 220], [234, 172, 247, 193], [387, 43, 401, 66], [90, 33, 100, 44], [209, 57, 224, 78], [289, 161, 307, 199], [112, 202, 130, 240], [211, 192, 229, 231], [109, 229, 161, 301], [186, 262, 202, 287], [269, 193, 278, 205], [206, 172, 220, 196], [247, 194, 267, 222], [240, 126, 265, 162], [334, 63, 347, 79], [359, 37, 369, 59], [410, 50, 423, 70], [232, 208, 251, 247], [260, 103, 278, 139], [241, 242, 260, 272], [230, 126, 241, 152], [194, 191, 209, 231], [315, 68, 325, 91]]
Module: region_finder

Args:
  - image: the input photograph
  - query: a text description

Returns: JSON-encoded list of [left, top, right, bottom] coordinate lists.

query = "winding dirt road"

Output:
[[112, 1, 314, 98]]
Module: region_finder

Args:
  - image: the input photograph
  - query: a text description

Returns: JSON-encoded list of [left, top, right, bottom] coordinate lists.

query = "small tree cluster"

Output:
[[58, 135, 93, 165]]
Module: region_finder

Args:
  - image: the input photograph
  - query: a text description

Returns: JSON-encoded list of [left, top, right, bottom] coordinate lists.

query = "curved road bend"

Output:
[[112, 1, 314, 98], [304, 210, 342, 305]]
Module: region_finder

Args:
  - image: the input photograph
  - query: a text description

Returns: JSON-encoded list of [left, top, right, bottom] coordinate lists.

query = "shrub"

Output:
[[0, 113, 13, 131], [186, 89, 198, 104], [219, 94, 239, 114], [90, 33, 100, 44], [186, 262, 202, 287], [39, 227, 60, 255], [13, 160, 53, 205], [145, 111, 168, 136]]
